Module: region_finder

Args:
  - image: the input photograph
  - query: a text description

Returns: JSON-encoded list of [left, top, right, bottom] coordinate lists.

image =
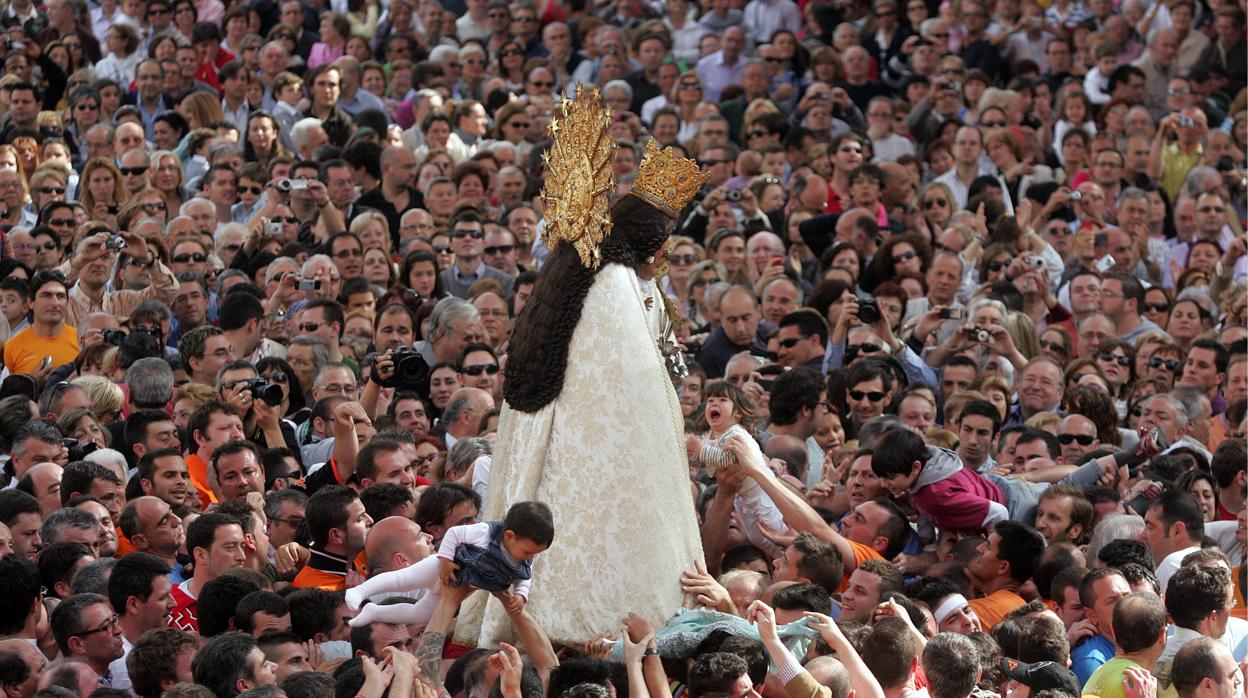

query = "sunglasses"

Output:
[[892, 250, 918, 263], [299, 321, 322, 332], [142, 202, 167, 212], [747, 130, 768, 139], [461, 363, 500, 376], [119, 166, 148, 176], [507, 120, 531, 128], [49, 217, 75, 227], [1039, 340, 1066, 354], [1057, 433, 1096, 445], [262, 371, 288, 383], [433, 245, 451, 254], [38, 241, 59, 251], [38, 186, 66, 195], [669, 254, 697, 265], [778, 335, 809, 349], [1149, 357, 1181, 371], [980, 120, 1006, 127], [451, 229, 485, 239], [1143, 302, 1169, 312], [679, 81, 702, 89], [172, 252, 207, 263], [484, 245, 514, 255], [986, 259, 1013, 272], [271, 216, 299, 224], [124, 256, 155, 268], [849, 389, 887, 402], [238, 185, 263, 195], [1097, 352, 1131, 367], [75, 103, 99, 111], [847, 343, 880, 354], [922, 198, 948, 209], [500, 48, 524, 57]]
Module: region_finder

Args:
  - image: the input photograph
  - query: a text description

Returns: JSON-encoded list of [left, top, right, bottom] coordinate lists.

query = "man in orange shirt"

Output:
[[292, 485, 372, 591], [968, 520, 1045, 630], [184, 401, 245, 509], [1, 270, 78, 374]]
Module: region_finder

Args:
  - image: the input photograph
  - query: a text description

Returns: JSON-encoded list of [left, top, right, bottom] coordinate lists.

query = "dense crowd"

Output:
[[0, 0, 1243, 696]]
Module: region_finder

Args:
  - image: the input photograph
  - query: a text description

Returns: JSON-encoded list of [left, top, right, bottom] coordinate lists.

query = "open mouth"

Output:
[[707, 406, 723, 421]]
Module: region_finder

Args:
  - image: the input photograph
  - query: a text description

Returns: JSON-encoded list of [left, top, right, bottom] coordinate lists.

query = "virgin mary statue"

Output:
[[456, 88, 707, 646]]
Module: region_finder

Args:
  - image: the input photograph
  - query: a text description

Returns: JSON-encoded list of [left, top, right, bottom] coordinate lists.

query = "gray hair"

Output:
[[265, 256, 298, 286], [429, 45, 459, 64], [967, 298, 1008, 322], [314, 361, 355, 389], [299, 253, 334, 278], [12, 421, 63, 457], [127, 357, 175, 406], [1119, 186, 1151, 212], [288, 336, 330, 371], [725, 351, 766, 376], [1086, 513, 1145, 565], [1183, 166, 1222, 200], [442, 391, 475, 426], [180, 198, 213, 217], [84, 449, 129, 479], [429, 297, 480, 342], [38, 382, 88, 418], [290, 117, 324, 152], [85, 122, 114, 143], [41, 507, 101, 546], [69, 558, 117, 596], [858, 415, 909, 450], [263, 489, 308, 522], [448, 437, 492, 474], [489, 143, 520, 160], [1147, 393, 1190, 429], [602, 79, 633, 103]]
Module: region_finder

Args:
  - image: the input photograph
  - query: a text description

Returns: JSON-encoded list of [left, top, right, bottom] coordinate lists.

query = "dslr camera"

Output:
[[380, 347, 431, 397], [241, 377, 284, 406], [857, 298, 881, 324], [63, 438, 97, 462], [101, 328, 127, 346]]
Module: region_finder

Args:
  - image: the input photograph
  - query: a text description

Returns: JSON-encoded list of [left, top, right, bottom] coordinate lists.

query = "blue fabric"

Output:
[[608, 607, 820, 664], [1072, 634, 1115, 686], [452, 521, 532, 593]]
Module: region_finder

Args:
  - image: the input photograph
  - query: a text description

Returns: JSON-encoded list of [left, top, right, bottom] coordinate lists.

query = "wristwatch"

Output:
[[643, 647, 660, 657]]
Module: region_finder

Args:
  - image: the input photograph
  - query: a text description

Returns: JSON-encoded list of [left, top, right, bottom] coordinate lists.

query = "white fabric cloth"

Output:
[[455, 263, 704, 645], [1156, 545, 1202, 596]]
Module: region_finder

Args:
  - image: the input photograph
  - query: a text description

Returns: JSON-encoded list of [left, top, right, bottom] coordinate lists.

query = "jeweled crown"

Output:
[[630, 139, 708, 218]]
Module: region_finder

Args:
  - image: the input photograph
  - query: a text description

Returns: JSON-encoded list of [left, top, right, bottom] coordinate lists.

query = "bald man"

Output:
[[364, 517, 435, 576], [18, 463, 62, 516], [697, 286, 763, 378], [0, 638, 47, 698], [356, 146, 427, 243]]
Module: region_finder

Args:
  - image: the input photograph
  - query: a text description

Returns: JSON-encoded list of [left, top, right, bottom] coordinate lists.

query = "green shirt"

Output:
[[1082, 657, 1145, 698]]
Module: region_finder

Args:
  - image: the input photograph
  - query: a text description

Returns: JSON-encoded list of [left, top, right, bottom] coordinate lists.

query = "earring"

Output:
[[645, 256, 655, 263]]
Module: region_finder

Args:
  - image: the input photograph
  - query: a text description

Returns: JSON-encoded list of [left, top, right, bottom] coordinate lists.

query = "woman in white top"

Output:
[[96, 24, 143, 87]]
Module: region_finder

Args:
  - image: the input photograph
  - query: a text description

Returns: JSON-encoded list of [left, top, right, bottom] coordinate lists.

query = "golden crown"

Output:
[[538, 85, 618, 270], [631, 139, 709, 218]]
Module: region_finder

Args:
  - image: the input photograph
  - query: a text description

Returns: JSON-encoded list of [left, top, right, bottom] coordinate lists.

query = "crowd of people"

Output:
[[0, 0, 1243, 695]]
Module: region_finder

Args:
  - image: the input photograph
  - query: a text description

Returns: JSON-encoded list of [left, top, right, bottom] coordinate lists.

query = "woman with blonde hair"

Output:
[[148, 150, 186, 213], [172, 383, 216, 431], [178, 91, 225, 131], [28, 165, 69, 218], [72, 375, 126, 425], [740, 98, 780, 143], [670, 70, 709, 145], [349, 210, 391, 252], [80, 158, 130, 226]]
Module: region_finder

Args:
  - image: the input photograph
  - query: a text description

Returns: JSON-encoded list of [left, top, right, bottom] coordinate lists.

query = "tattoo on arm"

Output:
[[416, 630, 445, 687]]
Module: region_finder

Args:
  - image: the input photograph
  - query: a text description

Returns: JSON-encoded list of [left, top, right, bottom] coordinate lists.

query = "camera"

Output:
[[381, 347, 431, 397], [106, 204, 120, 215], [297, 278, 321, 292], [937, 307, 964, 320], [101, 328, 126, 346], [1217, 155, 1237, 172], [63, 438, 97, 462], [1177, 115, 1195, 128], [105, 235, 126, 250], [1026, 256, 1044, 268], [241, 377, 284, 406], [965, 326, 990, 343], [265, 221, 284, 237], [276, 178, 309, 193], [1068, 190, 1083, 202], [724, 189, 742, 202], [858, 298, 881, 324]]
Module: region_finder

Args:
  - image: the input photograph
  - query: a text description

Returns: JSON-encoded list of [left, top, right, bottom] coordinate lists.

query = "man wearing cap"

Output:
[[1083, 593, 1170, 698], [1000, 658, 1082, 698]]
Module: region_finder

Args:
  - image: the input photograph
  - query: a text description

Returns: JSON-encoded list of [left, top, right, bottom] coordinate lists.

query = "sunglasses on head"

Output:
[[849, 389, 887, 402], [1097, 351, 1131, 367], [173, 252, 207, 263], [1057, 433, 1096, 445], [1149, 357, 1181, 371], [461, 363, 500, 376]]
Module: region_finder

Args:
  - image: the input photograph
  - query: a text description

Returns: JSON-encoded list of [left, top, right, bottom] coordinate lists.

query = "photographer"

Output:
[[826, 288, 937, 386], [361, 341, 431, 421], [56, 227, 177, 326], [216, 359, 301, 460]]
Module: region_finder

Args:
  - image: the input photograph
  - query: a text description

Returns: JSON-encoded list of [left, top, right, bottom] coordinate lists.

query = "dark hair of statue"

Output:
[[505, 194, 674, 412]]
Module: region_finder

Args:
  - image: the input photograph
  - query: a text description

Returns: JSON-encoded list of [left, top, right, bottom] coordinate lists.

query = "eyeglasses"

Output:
[[922, 198, 948, 209], [119, 165, 148, 176], [319, 383, 358, 395], [506, 120, 531, 129], [1143, 302, 1169, 313], [986, 259, 1013, 272], [849, 389, 887, 402], [333, 248, 363, 258], [668, 253, 697, 265], [847, 343, 880, 354], [434, 245, 451, 254], [529, 80, 554, 88], [143, 202, 167, 213], [1039, 340, 1066, 354], [1198, 205, 1226, 213], [1168, 87, 1191, 96], [747, 130, 769, 139], [679, 81, 702, 89], [78, 614, 120, 637], [1097, 352, 1131, 366], [1149, 357, 1181, 371], [75, 103, 99, 111], [238, 185, 262, 195], [124, 256, 155, 268], [778, 335, 809, 349], [892, 250, 918, 264], [38, 186, 66, 195], [461, 363, 500, 376], [451, 229, 485, 239], [1057, 433, 1096, 445], [204, 347, 232, 358], [484, 245, 514, 255], [173, 252, 207, 263], [270, 515, 304, 527]]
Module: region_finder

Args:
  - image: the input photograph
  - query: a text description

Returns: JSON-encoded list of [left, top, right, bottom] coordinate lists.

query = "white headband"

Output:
[[934, 594, 970, 625]]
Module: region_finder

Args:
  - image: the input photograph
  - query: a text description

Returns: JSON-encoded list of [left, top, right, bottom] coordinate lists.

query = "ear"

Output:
[[131, 532, 150, 550], [67, 636, 86, 657], [140, 478, 154, 496], [134, 442, 148, 459], [235, 678, 252, 695], [55, 580, 72, 599], [328, 526, 346, 546], [869, 534, 890, 555]]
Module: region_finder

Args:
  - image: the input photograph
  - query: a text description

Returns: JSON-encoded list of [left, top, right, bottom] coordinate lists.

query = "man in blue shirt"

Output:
[[1071, 567, 1133, 685]]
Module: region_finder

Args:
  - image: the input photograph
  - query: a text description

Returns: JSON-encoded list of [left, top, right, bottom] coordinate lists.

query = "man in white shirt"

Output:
[[1140, 488, 1205, 594]]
